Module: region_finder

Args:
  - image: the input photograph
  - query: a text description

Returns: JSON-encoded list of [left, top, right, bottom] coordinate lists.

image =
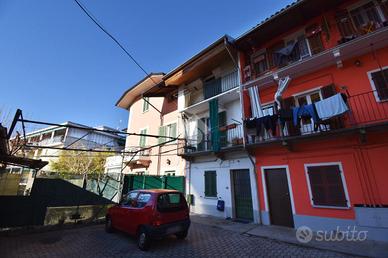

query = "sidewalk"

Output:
[[190, 213, 388, 258]]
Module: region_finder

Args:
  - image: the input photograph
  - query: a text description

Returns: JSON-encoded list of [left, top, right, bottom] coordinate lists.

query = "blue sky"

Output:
[[0, 0, 293, 131]]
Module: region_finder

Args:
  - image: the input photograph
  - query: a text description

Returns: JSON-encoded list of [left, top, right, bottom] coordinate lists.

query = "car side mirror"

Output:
[[131, 200, 137, 207]]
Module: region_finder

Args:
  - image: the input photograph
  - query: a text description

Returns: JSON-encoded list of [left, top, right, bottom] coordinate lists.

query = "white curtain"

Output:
[[248, 85, 264, 118]]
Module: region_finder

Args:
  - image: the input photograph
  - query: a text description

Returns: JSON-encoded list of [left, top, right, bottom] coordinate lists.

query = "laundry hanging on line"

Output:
[[314, 93, 349, 121], [293, 104, 319, 126]]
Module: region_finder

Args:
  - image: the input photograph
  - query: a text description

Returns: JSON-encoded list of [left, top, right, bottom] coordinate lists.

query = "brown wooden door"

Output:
[[264, 168, 294, 227]]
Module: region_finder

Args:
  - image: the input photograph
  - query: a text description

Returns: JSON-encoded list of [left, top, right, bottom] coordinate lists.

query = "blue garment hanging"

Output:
[[293, 104, 319, 126]]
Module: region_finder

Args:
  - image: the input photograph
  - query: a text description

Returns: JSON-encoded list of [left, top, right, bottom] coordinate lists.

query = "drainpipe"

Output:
[[157, 113, 163, 176]]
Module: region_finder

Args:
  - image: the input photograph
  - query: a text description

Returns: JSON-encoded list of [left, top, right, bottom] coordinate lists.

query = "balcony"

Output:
[[178, 123, 244, 156], [242, 24, 388, 90], [245, 90, 388, 146], [183, 70, 240, 114], [124, 147, 152, 170]]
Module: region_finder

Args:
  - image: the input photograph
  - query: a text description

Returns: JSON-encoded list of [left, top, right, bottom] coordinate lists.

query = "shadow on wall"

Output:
[[0, 178, 113, 228]]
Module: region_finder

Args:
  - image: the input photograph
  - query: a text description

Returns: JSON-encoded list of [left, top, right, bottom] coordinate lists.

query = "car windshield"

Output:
[[157, 193, 185, 212]]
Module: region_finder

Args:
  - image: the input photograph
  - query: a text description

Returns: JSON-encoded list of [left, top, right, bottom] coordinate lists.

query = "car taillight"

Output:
[[152, 220, 161, 227]]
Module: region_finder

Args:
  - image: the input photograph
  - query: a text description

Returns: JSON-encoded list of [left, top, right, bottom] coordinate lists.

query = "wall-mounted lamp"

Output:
[[354, 59, 362, 67]]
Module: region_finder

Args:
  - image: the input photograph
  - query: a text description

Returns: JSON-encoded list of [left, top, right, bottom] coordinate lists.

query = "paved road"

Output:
[[0, 222, 353, 257]]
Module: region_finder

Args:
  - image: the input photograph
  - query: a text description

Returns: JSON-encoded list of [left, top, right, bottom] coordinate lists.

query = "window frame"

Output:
[[304, 162, 351, 209], [142, 97, 150, 113], [367, 66, 388, 102], [204, 170, 217, 198], [139, 127, 148, 147], [251, 49, 269, 77], [347, 0, 386, 31], [158, 122, 177, 144], [284, 30, 312, 63]]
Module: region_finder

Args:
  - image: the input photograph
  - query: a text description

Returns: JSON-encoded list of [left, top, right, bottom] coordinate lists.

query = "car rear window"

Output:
[[157, 193, 186, 212], [137, 193, 152, 208]]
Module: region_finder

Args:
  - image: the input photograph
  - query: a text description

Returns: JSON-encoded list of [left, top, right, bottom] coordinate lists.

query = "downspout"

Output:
[[230, 41, 262, 224]]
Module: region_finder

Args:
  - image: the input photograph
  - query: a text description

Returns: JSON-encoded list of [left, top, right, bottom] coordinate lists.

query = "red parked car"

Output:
[[105, 189, 190, 250]]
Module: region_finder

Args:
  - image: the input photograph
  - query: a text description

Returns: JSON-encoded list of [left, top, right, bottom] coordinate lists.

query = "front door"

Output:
[[231, 169, 253, 221], [264, 168, 294, 227]]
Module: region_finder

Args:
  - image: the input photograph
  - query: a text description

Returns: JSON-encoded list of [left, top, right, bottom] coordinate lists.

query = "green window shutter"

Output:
[[143, 97, 150, 112], [158, 126, 166, 144], [170, 123, 177, 138], [139, 129, 147, 147], [209, 99, 220, 152], [204, 171, 217, 197]]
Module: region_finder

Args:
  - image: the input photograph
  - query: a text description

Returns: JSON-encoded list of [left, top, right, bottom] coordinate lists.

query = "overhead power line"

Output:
[[73, 0, 158, 85], [19, 118, 182, 140]]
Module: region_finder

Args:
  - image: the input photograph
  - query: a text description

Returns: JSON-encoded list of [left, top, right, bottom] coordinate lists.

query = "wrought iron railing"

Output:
[[179, 123, 243, 155], [245, 90, 388, 144]]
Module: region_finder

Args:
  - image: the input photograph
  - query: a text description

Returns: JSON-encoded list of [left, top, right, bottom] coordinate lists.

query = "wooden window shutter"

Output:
[[158, 126, 166, 144], [170, 123, 177, 138], [306, 24, 324, 55], [371, 69, 388, 100], [204, 171, 217, 197], [139, 129, 147, 147], [320, 84, 337, 99], [335, 10, 357, 38], [307, 165, 347, 207], [268, 41, 285, 68]]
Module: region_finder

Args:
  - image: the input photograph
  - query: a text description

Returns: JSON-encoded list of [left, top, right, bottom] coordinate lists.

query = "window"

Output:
[[158, 123, 177, 144], [306, 164, 348, 208], [305, 24, 324, 55], [122, 191, 138, 206], [268, 41, 285, 68], [165, 170, 176, 176], [204, 170, 217, 197], [157, 193, 186, 212], [136, 193, 152, 208], [251, 51, 268, 76], [369, 67, 388, 101], [142, 97, 150, 112], [262, 104, 274, 116], [139, 128, 147, 147], [350, 1, 383, 33], [335, 9, 357, 38], [295, 91, 322, 133], [286, 34, 311, 63]]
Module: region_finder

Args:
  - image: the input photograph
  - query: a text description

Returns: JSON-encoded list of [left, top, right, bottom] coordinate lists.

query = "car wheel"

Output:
[[175, 229, 188, 240], [137, 227, 151, 251], [105, 217, 114, 233]]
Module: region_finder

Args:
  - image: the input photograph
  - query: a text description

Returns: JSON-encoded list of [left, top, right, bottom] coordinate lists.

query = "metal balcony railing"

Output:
[[245, 90, 388, 144], [187, 70, 239, 108], [179, 123, 244, 155]]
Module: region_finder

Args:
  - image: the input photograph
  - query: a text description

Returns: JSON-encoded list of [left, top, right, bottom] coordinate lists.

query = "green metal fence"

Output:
[[124, 175, 185, 194]]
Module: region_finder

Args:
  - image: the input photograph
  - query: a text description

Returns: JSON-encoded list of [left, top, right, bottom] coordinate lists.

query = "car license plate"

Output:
[[166, 225, 182, 234]]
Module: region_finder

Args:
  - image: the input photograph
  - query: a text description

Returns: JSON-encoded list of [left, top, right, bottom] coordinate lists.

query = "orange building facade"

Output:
[[237, 0, 388, 241]]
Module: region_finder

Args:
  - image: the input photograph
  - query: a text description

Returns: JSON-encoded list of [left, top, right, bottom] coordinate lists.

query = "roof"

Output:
[[236, 0, 345, 49], [24, 121, 124, 139], [163, 35, 234, 81], [236, 0, 304, 41], [116, 73, 165, 109]]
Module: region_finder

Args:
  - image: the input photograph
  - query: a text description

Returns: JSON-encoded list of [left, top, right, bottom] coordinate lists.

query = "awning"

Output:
[[0, 155, 48, 170]]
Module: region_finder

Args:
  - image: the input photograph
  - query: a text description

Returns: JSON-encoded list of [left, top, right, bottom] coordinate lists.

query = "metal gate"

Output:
[[231, 169, 253, 221]]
